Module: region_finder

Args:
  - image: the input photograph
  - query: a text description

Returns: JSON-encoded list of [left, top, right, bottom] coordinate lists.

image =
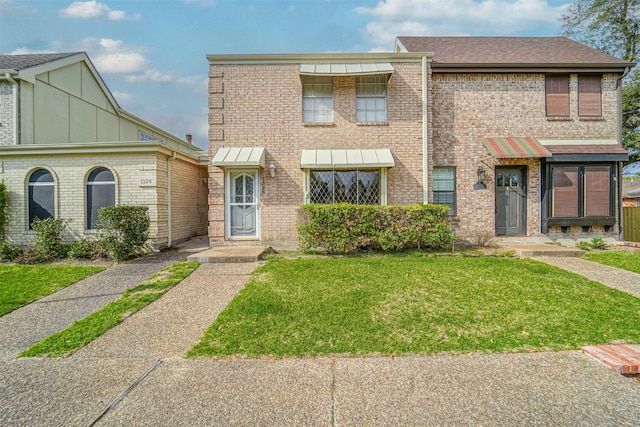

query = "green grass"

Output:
[[19, 261, 199, 358], [584, 250, 640, 274], [188, 256, 640, 359], [0, 265, 105, 316]]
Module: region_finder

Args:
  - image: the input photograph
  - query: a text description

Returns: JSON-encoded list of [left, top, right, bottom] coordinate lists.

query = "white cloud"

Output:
[[182, 0, 214, 7], [357, 0, 568, 46], [72, 37, 203, 87], [9, 47, 57, 55], [111, 90, 133, 104], [60, 1, 139, 21], [93, 52, 148, 73]]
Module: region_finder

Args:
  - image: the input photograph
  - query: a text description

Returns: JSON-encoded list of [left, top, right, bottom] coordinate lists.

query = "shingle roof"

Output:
[[396, 37, 634, 68], [0, 52, 82, 71]]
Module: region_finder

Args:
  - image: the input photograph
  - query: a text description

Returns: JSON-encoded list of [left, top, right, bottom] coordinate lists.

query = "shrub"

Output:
[[577, 241, 591, 251], [66, 239, 103, 260], [0, 183, 7, 240], [30, 217, 69, 261], [0, 242, 23, 262], [97, 206, 150, 261], [589, 237, 607, 250], [298, 204, 453, 254]]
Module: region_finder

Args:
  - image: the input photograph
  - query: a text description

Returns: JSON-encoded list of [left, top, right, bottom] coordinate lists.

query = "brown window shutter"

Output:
[[546, 75, 570, 117], [584, 166, 610, 216], [578, 75, 602, 117], [552, 167, 578, 217]]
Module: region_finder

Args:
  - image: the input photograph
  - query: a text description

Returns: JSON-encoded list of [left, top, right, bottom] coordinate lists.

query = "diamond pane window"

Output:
[[309, 169, 380, 204]]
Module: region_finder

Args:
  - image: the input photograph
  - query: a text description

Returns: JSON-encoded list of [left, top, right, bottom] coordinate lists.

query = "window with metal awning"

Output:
[[300, 149, 394, 205], [299, 63, 394, 77], [211, 147, 266, 168]]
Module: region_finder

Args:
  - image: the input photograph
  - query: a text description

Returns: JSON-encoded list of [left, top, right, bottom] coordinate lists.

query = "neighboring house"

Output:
[[0, 52, 208, 249], [206, 37, 633, 247], [622, 179, 640, 207]]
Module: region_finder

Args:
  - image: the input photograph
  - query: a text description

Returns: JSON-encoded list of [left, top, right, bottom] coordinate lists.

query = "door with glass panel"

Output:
[[495, 167, 527, 235], [227, 170, 259, 238]]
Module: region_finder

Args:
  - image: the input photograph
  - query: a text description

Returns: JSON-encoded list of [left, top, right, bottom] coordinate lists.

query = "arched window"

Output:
[[28, 169, 55, 228], [86, 168, 115, 229]]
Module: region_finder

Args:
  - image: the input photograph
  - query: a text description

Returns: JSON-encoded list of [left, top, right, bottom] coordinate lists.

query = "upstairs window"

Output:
[[545, 75, 570, 117], [86, 167, 116, 229], [578, 75, 602, 117], [432, 167, 456, 216], [302, 76, 333, 123], [356, 75, 387, 122], [28, 169, 55, 228]]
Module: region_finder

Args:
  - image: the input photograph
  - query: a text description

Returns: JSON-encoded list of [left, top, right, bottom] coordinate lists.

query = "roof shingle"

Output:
[[0, 52, 82, 71], [396, 37, 633, 68]]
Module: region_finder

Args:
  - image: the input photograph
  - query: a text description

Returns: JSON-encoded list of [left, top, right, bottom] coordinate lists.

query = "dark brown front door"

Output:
[[495, 167, 526, 235]]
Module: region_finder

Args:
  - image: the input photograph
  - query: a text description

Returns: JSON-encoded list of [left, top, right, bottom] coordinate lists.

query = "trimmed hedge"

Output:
[[297, 203, 453, 254], [97, 206, 150, 261]]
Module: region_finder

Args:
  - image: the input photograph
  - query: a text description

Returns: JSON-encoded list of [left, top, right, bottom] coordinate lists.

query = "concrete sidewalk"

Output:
[[1, 351, 638, 426]]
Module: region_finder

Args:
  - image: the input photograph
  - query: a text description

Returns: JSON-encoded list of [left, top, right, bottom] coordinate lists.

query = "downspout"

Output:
[[4, 73, 18, 145], [617, 67, 631, 240], [422, 56, 429, 203], [166, 151, 176, 248]]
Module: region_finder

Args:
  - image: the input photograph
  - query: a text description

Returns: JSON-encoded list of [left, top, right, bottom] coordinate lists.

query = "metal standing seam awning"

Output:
[[211, 147, 266, 167], [481, 137, 552, 159], [299, 63, 394, 77], [300, 149, 395, 169]]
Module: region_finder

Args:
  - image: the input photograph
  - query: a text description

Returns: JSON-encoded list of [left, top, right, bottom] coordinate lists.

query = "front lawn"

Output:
[[584, 250, 640, 274], [0, 265, 105, 316], [188, 256, 640, 358]]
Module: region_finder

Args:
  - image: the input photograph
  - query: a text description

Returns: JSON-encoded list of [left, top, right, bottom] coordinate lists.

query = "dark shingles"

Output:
[[397, 36, 634, 67], [0, 52, 82, 71]]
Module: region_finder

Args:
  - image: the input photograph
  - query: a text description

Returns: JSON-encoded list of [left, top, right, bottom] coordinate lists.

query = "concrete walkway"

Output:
[[533, 256, 640, 298], [1, 250, 639, 425], [0, 251, 185, 361]]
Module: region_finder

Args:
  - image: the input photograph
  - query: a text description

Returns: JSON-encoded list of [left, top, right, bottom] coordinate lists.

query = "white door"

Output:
[[227, 170, 259, 238]]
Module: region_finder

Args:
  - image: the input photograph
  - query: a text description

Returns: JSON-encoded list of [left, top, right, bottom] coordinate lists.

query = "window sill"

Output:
[[548, 216, 615, 226], [303, 122, 335, 127], [578, 116, 605, 121], [546, 117, 572, 121], [356, 122, 389, 126]]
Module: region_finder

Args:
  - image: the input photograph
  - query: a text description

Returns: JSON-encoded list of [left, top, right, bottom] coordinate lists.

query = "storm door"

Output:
[[495, 167, 527, 235], [227, 170, 259, 238]]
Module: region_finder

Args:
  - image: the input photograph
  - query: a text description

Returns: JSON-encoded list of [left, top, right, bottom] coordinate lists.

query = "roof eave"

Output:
[[431, 62, 634, 73], [207, 52, 434, 64]]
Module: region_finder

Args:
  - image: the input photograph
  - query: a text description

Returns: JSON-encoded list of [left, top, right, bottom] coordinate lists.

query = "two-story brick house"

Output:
[[207, 37, 633, 247], [0, 52, 208, 248]]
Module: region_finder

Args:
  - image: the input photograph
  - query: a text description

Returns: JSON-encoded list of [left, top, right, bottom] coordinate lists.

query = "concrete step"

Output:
[[582, 344, 640, 375], [187, 246, 267, 263], [498, 243, 584, 258]]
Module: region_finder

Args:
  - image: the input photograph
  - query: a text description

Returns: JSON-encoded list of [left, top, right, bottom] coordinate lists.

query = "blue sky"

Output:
[[1, 0, 572, 149]]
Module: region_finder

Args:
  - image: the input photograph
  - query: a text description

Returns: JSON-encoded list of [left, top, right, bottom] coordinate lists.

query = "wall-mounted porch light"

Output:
[[477, 167, 487, 183], [269, 163, 276, 178]]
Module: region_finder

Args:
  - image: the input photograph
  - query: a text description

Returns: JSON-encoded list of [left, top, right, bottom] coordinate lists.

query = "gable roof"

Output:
[[0, 52, 82, 71], [395, 37, 634, 71]]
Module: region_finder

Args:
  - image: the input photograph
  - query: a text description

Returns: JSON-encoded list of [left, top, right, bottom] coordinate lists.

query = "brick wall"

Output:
[[0, 82, 14, 145], [208, 62, 425, 244], [1, 154, 158, 245], [432, 72, 620, 239]]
